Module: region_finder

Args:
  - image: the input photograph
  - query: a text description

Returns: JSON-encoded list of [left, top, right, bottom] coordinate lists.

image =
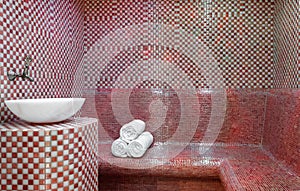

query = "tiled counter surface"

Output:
[[0, 117, 98, 191], [98, 143, 300, 190]]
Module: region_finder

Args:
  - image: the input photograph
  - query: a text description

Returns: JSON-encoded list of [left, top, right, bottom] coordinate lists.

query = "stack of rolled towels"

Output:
[[111, 119, 153, 158]]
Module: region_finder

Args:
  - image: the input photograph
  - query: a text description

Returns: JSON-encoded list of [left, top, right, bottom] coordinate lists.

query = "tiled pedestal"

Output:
[[0, 118, 98, 191]]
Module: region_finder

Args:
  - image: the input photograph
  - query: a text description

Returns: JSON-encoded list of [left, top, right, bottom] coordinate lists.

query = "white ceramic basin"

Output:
[[5, 98, 85, 123]]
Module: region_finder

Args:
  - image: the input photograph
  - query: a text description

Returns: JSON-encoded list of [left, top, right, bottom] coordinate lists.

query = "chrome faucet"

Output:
[[7, 56, 34, 82]]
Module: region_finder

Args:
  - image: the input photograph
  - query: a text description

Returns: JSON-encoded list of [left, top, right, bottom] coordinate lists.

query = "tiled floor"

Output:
[[98, 143, 300, 191]]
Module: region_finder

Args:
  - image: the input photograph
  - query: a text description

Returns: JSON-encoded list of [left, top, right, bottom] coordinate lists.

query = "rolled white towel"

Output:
[[120, 119, 145, 143], [111, 138, 128, 158], [127, 131, 153, 158]]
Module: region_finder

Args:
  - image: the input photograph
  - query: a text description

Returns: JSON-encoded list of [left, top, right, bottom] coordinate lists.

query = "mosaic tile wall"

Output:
[[81, 88, 266, 145], [83, 0, 275, 90], [263, 89, 300, 176], [0, 0, 85, 123], [0, 118, 98, 191], [272, 0, 299, 88], [262, 0, 300, 177]]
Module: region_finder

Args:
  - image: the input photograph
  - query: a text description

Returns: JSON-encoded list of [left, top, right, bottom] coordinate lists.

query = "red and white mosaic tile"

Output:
[[83, 0, 275, 89], [273, 0, 299, 88], [0, 0, 299, 190], [0, 117, 98, 191], [0, 0, 85, 123]]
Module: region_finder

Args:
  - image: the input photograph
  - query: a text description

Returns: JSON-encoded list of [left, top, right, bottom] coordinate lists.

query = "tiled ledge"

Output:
[[98, 143, 300, 190], [0, 118, 98, 191]]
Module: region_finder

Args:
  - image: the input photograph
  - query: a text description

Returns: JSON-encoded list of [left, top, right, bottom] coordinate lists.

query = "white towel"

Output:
[[120, 119, 145, 143], [127, 131, 153, 158], [111, 138, 128, 158]]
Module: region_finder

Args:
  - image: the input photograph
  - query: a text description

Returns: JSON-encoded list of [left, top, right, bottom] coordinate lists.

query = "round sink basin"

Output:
[[4, 98, 85, 123]]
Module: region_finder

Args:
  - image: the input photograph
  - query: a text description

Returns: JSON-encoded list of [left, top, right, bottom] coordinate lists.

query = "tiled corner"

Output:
[[263, 89, 300, 176], [273, 0, 299, 88]]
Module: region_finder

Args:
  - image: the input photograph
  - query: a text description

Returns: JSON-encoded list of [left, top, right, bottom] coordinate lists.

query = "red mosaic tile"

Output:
[[225, 160, 300, 190], [99, 175, 225, 191], [98, 143, 300, 190], [82, 88, 266, 145], [263, 89, 300, 176], [217, 89, 266, 144]]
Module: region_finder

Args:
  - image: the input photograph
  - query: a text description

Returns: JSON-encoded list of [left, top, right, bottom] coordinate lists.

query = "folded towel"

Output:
[[120, 119, 145, 143], [111, 138, 128, 158], [127, 131, 153, 158]]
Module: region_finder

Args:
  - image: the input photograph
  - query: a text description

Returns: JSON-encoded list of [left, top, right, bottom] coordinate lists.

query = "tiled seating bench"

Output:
[[98, 143, 300, 191]]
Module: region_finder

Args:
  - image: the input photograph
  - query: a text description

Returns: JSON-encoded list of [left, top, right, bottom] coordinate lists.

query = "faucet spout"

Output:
[[22, 75, 34, 82]]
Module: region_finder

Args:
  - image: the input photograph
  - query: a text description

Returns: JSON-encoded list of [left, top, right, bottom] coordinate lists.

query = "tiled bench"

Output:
[[98, 143, 300, 190]]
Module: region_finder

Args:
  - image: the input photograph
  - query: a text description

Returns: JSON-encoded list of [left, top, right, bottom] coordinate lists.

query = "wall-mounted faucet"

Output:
[[7, 56, 34, 82]]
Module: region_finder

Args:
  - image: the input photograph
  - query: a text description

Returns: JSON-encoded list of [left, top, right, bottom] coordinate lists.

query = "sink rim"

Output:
[[4, 97, 86, 123], [5, 97, 85, 103]]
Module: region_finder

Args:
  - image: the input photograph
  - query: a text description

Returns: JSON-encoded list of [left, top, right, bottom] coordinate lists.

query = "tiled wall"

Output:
[[0, 0, 85, 123], [83, 0, 274, 90], [81, 0, 276, 148], [272, 0, 299, 88], [81, 88, 266, 145], [0, 0, 299, 176], [262, 0, 300, 176], [263, 89, 300, 176]]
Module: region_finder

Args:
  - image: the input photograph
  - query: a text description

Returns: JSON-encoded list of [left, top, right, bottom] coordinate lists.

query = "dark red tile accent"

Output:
[[99, 175, 225, 191]]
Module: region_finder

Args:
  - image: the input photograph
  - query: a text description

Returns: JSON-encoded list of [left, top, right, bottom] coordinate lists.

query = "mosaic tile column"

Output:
[[0, 118, 98, 191]]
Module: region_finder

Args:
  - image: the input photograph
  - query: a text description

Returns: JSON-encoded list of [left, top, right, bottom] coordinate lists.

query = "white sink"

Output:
[[5, 98, 85, 123]]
